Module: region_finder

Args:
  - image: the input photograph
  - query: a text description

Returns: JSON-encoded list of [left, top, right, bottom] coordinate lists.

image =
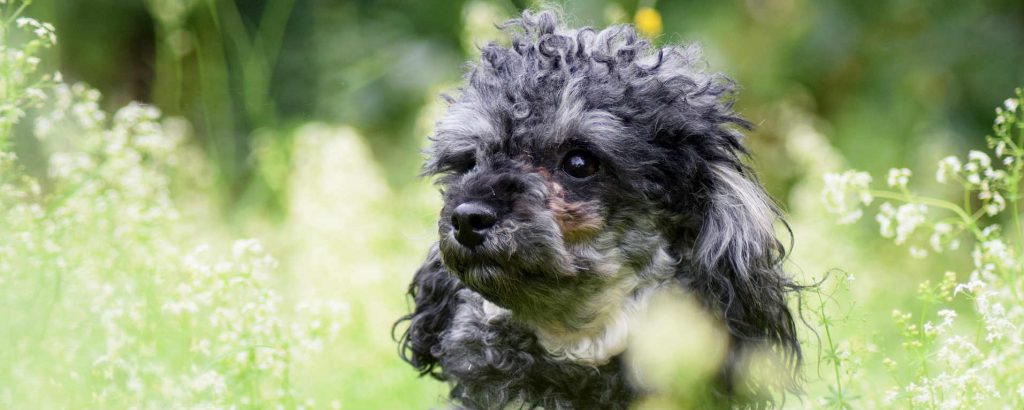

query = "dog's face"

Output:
[[422, 21, 746, 325], [401, 12, 800, 399], [420, 10, 797, 352], [430, 89, 667, 321]]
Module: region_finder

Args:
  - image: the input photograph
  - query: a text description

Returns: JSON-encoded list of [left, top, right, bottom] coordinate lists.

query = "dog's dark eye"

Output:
[[446, 155, 476, 175], [457, 157, 477, 174], [561, 150, 600, 179]]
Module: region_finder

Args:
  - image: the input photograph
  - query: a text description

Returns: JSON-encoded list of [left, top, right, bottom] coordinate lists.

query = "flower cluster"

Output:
[[822, 170, 873, 224], [820, 88, 1024, 408], [875, 202, 928, 246], [886, 276, 1006, 410], [1, 11, 59, 147], [156, 241, 348, 407], [824, 89, 1024, 262], [0, 5, 347, 408], [887, 168, 912, 190]]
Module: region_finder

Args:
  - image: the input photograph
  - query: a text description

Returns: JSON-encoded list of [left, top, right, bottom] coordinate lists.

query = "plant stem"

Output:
[[3, 0, 30, 26], [1013, 123, 1024, 254], [917, 301, 938, 409], [868, 190, 981, 237], [816, 288, 845, 408]]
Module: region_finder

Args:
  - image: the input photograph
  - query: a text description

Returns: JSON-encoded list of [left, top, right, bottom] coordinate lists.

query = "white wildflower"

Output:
[[980, 225, 1000, 239], [961, 151, 994, 188], [189, 370, 227, 395], [950, 276, 983, 297], [887, 168, 912, 189], [25, 87, 45, 100], [823, 171, 873, 224], [984, 191, 1005, 216], [48, 152, 96, 180], [979, 239, 1015, 269], [994, 141, 1007, 157], [968, 150, 992, 169], [1005, 97, 1020, 112], [966, 171, 981, 185], [937, 309, 957, 332], [924, 321, 936, 336], [930, 222, 953, 252], [232, 238, 264, 259], [975, 292, 1015, 342], [883, 388, 900, 405], [878, 202, 927, 244], [15, 17, 57, 45], [982, 167, 1006, 183], [936, 156, 961, 183], [909, 246, 928, 259], [907, 382, 932, 406]]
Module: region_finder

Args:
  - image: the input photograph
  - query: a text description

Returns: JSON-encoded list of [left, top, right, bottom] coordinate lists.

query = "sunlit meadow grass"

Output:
[[0, 21, 345, 410], [1, 4, 447, 408]]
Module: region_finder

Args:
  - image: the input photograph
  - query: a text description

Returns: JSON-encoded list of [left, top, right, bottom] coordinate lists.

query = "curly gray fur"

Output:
[[396, 9, 800, 409]]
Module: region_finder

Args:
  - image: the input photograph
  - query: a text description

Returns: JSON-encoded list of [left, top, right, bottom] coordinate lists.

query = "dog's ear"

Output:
[[394, 244, 463, 380], [691, 162, 800, 389]]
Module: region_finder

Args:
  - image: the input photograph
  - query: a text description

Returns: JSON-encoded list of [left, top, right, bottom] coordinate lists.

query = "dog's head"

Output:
[[416, 9, 798, 390]]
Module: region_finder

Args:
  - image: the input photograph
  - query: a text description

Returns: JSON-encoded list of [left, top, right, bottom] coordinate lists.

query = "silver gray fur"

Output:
[[396, 9, 800, 409]]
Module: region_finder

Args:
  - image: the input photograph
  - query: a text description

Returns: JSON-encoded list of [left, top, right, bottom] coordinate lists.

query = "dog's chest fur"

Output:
[[436, 245, 677, 409], [436, 290, 640, 409]]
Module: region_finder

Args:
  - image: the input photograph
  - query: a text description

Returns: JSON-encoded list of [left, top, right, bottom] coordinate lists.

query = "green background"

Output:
[[6, 0, 1024, 407]]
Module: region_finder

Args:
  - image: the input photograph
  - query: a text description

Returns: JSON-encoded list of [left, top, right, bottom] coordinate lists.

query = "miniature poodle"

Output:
[[396, 9, 800, 409]]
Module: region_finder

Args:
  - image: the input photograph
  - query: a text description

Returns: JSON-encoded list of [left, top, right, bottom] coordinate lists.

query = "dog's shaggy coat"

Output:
[[396, 10, 800, 409]]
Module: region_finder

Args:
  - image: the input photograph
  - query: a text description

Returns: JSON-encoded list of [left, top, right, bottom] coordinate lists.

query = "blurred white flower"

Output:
[[883, 388, 900, 405], [994, 141, 1008, 158], [15, 17, 57, 45], [1005, 98, 1020, 112], [954, 278, 986, 295], [937, 309, 957, 332], [909, 246, 928, 259], [936, 155, 961, 183], [968, 151, 991, 168], [823, 170, 873, 224], [929, 222, 956, 252], [876, 202, 927, 244], [887, 168, 912, 189], [983, 191, 1005, 216]]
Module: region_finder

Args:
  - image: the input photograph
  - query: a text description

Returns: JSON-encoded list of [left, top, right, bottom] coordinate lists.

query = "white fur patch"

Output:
[[698, 163, 777, 275], [482, 299, 510, 322]]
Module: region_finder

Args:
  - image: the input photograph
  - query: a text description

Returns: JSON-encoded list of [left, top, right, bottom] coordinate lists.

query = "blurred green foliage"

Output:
[[3, 0, 1024, 408], [17, 0, 1024, 210]]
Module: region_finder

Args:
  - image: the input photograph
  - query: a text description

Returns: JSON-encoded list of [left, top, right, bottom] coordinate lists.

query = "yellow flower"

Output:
[[634, 6, 663, 37]]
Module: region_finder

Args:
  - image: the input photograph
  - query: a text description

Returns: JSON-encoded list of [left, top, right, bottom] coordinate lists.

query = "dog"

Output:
[[396, 10, 800, 409]]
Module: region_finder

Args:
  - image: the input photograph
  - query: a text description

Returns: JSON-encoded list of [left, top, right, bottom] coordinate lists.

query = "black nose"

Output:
[[451, 202, 497, 248]]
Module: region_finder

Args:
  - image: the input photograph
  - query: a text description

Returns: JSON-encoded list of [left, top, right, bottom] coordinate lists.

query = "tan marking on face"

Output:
[[540, 171, 604, 243], [552, 200, 604, 242]]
